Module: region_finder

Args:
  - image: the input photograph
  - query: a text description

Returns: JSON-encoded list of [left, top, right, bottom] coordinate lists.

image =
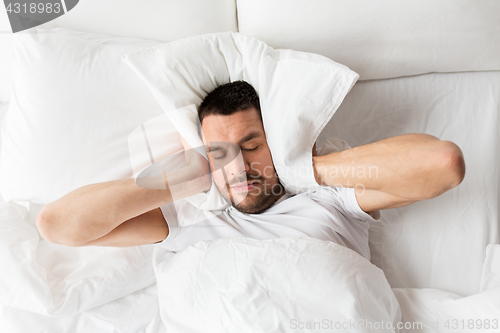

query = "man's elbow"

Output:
[[36, 205, 85, 247], [443, 141, 466, 186], [437, 141, 466, 193]]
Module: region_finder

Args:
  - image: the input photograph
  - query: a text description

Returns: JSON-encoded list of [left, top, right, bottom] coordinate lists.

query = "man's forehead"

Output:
[[201, 108, 264, 144]]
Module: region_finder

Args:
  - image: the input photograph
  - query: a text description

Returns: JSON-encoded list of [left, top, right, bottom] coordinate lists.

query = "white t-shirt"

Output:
[[157, 185, 381, 260]]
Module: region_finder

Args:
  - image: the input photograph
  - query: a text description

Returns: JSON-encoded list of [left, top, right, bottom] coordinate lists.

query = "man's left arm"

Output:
[[312, 134, 466, 214]]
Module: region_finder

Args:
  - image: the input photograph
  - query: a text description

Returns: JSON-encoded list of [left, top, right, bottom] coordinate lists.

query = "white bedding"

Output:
[[237, 0, 500, 80], [0, 202, 160, 330], [0, 199, 498, 332], [1, 70, 499, 331], [1, 283, 164, 333], [154, 237, 401, 333]]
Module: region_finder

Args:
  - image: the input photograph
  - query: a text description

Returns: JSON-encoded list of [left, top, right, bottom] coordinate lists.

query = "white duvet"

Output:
[[154, 237, 401, 333], [1, 200, 403, 333], [1, 201, 499, 332]]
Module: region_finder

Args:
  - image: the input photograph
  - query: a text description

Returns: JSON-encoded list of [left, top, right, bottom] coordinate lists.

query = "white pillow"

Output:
[[237, 0, 500, 80], [154, 237, 402, 332], [0, 27, 182, 204], [123, 32, 359, 210]]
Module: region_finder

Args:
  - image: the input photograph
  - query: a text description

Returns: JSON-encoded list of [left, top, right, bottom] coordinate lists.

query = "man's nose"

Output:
[[225, 149, 249, 177]]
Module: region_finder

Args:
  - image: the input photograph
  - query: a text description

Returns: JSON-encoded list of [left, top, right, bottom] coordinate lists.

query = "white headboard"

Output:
[[41, 0, 238, 42], [2, 0, 500, 101], [0, 8, 13, 102], [238, 0, 500, 80], [0, 0, 238, 102]]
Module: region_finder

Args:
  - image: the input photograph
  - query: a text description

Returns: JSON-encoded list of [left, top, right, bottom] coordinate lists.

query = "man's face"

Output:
[[201, 107, 284, 213]]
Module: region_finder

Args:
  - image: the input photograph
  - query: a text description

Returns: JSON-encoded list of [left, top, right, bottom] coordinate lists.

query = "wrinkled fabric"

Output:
[[154, 237, 402, 333]]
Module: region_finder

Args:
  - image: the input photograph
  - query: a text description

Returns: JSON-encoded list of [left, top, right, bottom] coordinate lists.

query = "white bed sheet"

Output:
[[318, 70, 500, 296]]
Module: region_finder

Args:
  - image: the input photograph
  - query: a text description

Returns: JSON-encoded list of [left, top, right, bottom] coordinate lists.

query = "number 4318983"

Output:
[[6, 2, 62, 14]]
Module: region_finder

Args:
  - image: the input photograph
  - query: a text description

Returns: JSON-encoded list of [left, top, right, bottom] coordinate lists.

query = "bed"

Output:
[[0, 1, 499, 332]]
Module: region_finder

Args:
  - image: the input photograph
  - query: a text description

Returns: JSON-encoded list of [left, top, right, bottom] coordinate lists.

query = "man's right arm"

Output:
[[36, 141, 211, 247]]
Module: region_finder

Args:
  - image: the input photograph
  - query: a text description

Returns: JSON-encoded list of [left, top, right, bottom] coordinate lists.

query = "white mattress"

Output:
[[1, 70, 499, 332]]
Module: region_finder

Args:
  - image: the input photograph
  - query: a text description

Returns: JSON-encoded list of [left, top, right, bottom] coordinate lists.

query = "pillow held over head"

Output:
[[123, 32, 359, 211]]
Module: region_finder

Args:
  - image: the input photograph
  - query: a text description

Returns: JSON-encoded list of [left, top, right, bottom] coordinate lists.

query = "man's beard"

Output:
[[221, 171, 285, 214]]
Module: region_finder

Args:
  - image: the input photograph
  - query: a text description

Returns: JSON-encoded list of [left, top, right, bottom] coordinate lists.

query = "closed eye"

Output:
[[212, 145, 258, 159], [213, 154, 227, 160]]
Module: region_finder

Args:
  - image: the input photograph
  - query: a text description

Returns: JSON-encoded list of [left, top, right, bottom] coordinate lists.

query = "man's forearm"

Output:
[[37, 177, 171, 246], [313, 134, 465, 200], [37, 163, 210, 246]]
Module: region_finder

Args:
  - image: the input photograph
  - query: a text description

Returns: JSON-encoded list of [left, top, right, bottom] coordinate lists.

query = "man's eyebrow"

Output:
[[237, 131, 261, 146]]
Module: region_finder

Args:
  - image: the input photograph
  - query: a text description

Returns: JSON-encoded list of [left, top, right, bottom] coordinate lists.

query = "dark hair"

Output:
[[198, 81, 261, 124]]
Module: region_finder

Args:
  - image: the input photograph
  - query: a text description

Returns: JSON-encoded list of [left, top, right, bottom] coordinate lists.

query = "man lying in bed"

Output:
[[36, 81, 465, 260]]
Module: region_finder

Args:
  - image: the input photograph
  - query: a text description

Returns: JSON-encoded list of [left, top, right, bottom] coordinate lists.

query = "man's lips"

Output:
[[230, 181, 260, 192]]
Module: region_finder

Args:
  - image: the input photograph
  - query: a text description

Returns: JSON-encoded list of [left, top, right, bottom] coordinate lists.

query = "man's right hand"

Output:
[[179, 135, 211, 182], [134, 134, 212, 198], [168, 135, 212, 197]]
